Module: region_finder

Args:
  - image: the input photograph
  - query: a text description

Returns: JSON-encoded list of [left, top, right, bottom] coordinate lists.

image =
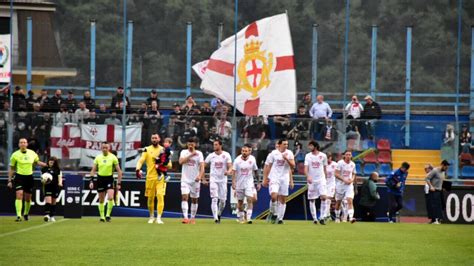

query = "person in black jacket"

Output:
[[41, 156, 63, 222], [83, 90, 96, 111], [362, 95, 382, 139], [110, 86, 130, 112], [359, 172, 380, 221]]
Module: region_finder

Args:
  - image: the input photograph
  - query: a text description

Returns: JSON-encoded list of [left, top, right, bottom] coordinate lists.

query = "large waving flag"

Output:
[[194, 13, 296, 116]]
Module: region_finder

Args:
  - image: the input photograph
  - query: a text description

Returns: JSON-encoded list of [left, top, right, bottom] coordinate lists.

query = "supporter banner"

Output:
[[0, 34, 11, 83], [196, 13, 296, 116], [50, 124, 82, 159], [80, 124, 142, 168]]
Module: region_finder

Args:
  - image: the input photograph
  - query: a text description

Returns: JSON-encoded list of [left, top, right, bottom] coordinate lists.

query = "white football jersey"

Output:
[[205, 151, 232, 183], [180, 149, 204, 183], [326, 161, 337, 187], [336, 159, 356, 185], [233, 155, 258, 189], [265, 149, 294, 180], [304, 151, 328, 181]]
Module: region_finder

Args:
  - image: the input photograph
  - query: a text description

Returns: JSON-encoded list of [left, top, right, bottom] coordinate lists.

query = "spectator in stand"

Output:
[[362, 95, 382, 139], [321, 119, 338, 142], [96, 103, 108, 124], [144, 100, 162, 129], [85, 111, 101, 125], [244, 116, 267, 144], [65, 90, 78, 113], [459, 124, 471, 154], [138, 102, 148, 115], [55, 104, 72, 126], [83, 90, 96, 111], [110, 86, 130, 112], [288, 105, 310, 141], [198, 120, 213, 154], [443, 124, 455, 146], [25, 90, 37, 112], [309, 95, 333, 140], [346, 120, 361, 150], [13, 108, 31, 143], [300, 92, 312, 112], [12, 86, 26, 111], [273, 114, 291, 138], [294, 141, 305, 173], [210, 97, 223, 111], [50, 89, 64, 113], [215, 114, 232, 142], [200, 101, 214, 125], [104, 111, 121, 125], [146, 89, 160, 108], [359, 172, 380, 222], [39, 89, 51, 112], [171, 103, 186, 138], [0, 84, 10, 108], [177, 119, 198, 148], [31, 105, 52, 157], [74, 101, 90, 124], [127, 110, 142, 126], [345, 95, 364, 119], [182, 95, 197, 114]]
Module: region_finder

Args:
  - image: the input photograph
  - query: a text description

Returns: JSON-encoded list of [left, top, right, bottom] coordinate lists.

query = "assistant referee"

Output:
[[8, 138, 47, 222], [89, 142, 123, 222]]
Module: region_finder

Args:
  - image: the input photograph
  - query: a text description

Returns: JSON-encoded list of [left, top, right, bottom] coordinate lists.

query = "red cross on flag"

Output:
[[194, 13, 296, 116]]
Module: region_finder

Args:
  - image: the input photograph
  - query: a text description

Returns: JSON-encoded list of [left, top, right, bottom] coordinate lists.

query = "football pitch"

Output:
[[0, 217, 472, 265]]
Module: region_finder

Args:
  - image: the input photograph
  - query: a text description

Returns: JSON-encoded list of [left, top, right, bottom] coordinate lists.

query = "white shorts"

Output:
[[335, 184, 354, 201], [269, 179, 289, 196], [326, 184, 335, 198], [210, 181, 227, 200], [181, 181, 200, 198], [307, 180, 327, 200], [235, 185, 255, 201]]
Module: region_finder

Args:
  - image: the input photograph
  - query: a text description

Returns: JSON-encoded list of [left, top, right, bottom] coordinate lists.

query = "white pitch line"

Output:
[[0, 218, 69, 238]]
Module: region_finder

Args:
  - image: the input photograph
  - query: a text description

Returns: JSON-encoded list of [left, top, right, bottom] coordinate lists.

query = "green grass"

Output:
[[0, 217, 473, 265]]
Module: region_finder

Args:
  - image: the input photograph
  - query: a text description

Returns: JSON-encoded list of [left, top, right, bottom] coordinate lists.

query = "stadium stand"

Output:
[[363, 163, 377, 176], [379, 164, 393, 177], [461, 166, 474, 179], [376, 139, 391, 151]]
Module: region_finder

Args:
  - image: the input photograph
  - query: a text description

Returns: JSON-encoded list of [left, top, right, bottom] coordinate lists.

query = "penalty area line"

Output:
[[0, 219, 69, 238]]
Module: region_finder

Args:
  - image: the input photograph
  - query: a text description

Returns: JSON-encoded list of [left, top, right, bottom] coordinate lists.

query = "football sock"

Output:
[[23, 200, 31, 215], [190, 203, 198, 219], [45, 203, 51, 215], [50, 204, 56, 217], [181, 201, 188, 219], [15, 199, 22, 217], [147, 196, 155, 218], [278, 203, 286, 221], [320, 200, 327, 220], [246, 208, 253, 221], [309, 200, 317, 221], [271, 201, 277, 216], [325, 199, 332, 217], [99, 202, 105, 219], [157, 194, 164, 217], [348, 208, 354, 220], [218, 200, 226, 215], [106, 199, 114, 217], [335, 209, 341, 220], [211, 198, 219, 220]]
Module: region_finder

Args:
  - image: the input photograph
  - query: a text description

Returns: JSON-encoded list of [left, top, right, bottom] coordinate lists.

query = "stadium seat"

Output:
[[461, 166, 474, 179], [379, 164, 393, 176], [460, 152, 472, 165], [446, 166, 454, 178], [366, 139, 376, 149], [352, 151, 362, 163], [377, 151, 392, 164], [377, 139, 391, 151], [347, 139, 357, 151], [355, 163, 362, 175], [363, 151, 377, 163], [363, 163, 377, 176]]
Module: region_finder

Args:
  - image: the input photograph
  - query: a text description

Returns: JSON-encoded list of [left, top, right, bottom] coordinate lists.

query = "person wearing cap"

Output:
[[25, 90, 37, 112], [425, 160, 450, 224], [362, 95, 382, 139], [110, 86, 130, 112], [146, 89, 160, 109], [65, 90, 78, 113]]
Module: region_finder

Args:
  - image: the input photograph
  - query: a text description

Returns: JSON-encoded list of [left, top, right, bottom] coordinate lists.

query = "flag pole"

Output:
[[231, 0, 238, 159]]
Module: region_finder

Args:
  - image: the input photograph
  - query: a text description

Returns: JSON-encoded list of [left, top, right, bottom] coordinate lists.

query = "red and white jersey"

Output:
[[304, 151, 328, 181], [326, 161, 337, 187], [336, 159, 356, 185], [205, 151, 232, 183], [180, 149, 204, 183], [233, 155, 258, 189], [265, 149, 294, 181]]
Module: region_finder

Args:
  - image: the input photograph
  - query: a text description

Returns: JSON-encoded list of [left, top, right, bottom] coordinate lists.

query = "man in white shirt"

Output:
[[263, 139, 295, 224], [308, 95, 333, 140], [232, 143, 260, 224], [324, 154, 338, 220], [205, 140, 232, 224], [335, 150, 357, 223], [345, 95, 364, 119], [179, 137, 205, 224], [304, 141, 328, 225]]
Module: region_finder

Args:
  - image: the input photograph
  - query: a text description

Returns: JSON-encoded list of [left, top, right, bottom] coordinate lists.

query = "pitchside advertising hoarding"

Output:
[[0, 177, 472, 224], [0, 34, 11, 83]]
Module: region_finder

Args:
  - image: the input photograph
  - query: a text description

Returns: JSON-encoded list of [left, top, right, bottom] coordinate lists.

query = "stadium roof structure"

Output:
[[0, 0, 76, 79]]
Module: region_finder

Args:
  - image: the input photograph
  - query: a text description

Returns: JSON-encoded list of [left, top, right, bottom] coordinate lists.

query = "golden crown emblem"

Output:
[[244, 40, 262, 55]]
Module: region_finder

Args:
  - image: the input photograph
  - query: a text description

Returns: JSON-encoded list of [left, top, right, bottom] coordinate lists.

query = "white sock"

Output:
[[218, 200, 226, 215], [239, 211, 245, 221], [246, 208, 253, 221], [320, 200, 326, 220], [336, 209, 341, 219], [190, 203, 198, 219], [157, 213, 161, 219], [309, 200, 317, 221], [211, 198, 219, 220], [181, 201, 188, 219], [348, 208, 354, 220], [271, 201, 277, 216], [325, 199, 332, 217], [278, 203, 286, 221]]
